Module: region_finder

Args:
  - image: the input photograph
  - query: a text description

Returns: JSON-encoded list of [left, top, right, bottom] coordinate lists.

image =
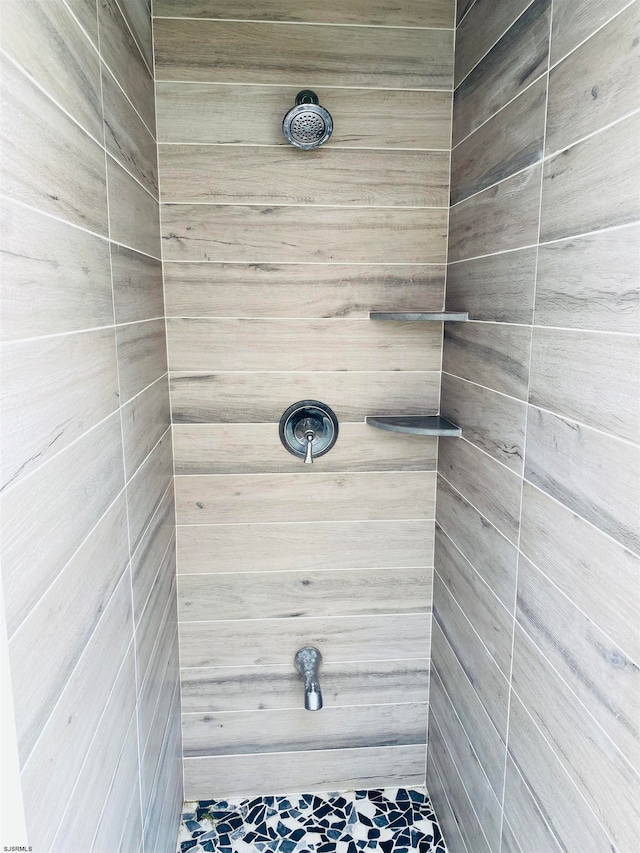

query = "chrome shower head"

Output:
[[283, 90, 333, 149]]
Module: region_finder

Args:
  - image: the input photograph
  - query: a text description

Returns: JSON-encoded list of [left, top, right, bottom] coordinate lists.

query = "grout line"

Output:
[[155, 78, 453, 93], [180, 742, 426, 760], [546, 0, 638, 72], [173, 469, 437, 478], [178, 610, 432, 626], [180, 656, 431, 672], [176, 517, 435, 527], [161, 201, 450, 210], [180, 699, 429, 717], [112, 0, 154, 77], [501, 750, 564, 853], [159, 141, 451, 152], [176, 565, 433, 578], [429, 751, 471, 853], [443, 320, 640, 336], [152, 15, 454, 31], [3, 316, 166, 348]]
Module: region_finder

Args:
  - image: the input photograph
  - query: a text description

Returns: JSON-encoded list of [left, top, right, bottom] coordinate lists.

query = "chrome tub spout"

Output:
[[294, 646, 323, 711]]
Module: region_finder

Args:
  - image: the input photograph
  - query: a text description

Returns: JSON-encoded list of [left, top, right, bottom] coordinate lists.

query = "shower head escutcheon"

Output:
[[283, 90, 333, 149]]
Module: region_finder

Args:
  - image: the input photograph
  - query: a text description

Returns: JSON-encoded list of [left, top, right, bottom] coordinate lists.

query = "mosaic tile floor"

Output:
[[177, 788, 446, 853]]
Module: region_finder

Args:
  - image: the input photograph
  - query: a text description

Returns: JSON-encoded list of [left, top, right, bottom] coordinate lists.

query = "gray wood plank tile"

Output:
[[102, 64, 158, 197], [111, 244, 164, 325], [176, 471, 435, 524], [180, 659, 430, 713], [179, 612, 430, 668], [502, 756, 563, 853], [178, 566, 431, 622], [547, 2, 640, 155], [517, 555, 640, 768], [156, 83, 453, 149], [436, 476, 517, 610], [177, 519, 433, 575], [0, 55, 108, 236], [122, 376, 171, 480], [117, 0, 153, 69], [162, 205, 448, 264], [445, 247, 537, 324], [550, 0, 633, 64], [132, 485, 176, 625], [66, 0, 99, 45], [164, 262, 445, 319], [520, 481, 640, 664], [170, 371, 440, 424], [443, 321, 531, 400], [98, 0, 155, 131], [451, 77, 546, 204], [0, 329, 119, 490], [439, 437, 522, 544], [441, 373, 526, 472], [107, 158, 161, 258], [511, 625, 640, 850], [173, 422, 437, 474], [182, 703, 427, 756], [426, 755, 470, 853], [525, 407, 640, 554], [452, 0, 551, 146], [1, 414, 124, 637], [159, 146, 449, 207], [535, 224, 640, 334], [0, 199, 113, 341], [454, 0, 534, 86], [0, 0, 103, 140], [136, 551, 176, 690], [183, 745, 425, 800], [167, 318, 443, 372], [116, 319, 168, 404], [448, 165, 542, 263], [138, 619, 179, 763], [540, 111, 640, 242], [529, 327, 640, 442], [140, 652, 181, 811], [153, 0, 455, 28], [142, 686, 182, 847], [435, 527, 512, 675], [127, 430, 173, 551], [154, 19, 453, 89]]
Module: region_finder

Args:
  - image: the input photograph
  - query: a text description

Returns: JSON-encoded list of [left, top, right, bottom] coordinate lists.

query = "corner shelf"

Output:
[[365, 416, 462, 437], [369, 311, 468, 321]]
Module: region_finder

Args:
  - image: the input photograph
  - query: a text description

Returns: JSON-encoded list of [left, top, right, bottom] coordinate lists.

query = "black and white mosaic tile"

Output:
[[176, 788, 446, 853]]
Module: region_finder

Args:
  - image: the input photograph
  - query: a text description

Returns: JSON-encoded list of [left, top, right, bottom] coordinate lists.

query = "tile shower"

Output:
[[0, 2, 638, 853]]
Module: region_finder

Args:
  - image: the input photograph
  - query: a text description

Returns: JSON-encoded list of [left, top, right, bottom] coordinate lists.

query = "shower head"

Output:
[[283, 90, 333, 149]]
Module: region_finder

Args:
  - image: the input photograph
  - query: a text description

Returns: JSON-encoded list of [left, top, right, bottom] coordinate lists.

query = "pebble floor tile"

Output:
[[176, 787, 446, 853]]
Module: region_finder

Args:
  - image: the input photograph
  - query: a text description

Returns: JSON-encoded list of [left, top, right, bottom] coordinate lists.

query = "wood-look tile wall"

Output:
[[429, 1, 640, 851], [154, 0, 454, 799], [0, 1, 182, 849]]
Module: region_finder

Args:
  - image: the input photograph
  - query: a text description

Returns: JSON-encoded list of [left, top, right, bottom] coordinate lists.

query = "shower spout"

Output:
[[294, 646, 323, 711]]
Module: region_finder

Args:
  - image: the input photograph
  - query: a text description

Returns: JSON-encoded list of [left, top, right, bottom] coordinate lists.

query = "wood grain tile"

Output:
[[441, 373, 526, 472], [118, 0, 153, 69], [426, 755, 469, 853], [141, 686, 182, 846], [517, 555, 640, 768], [136, 552, 176, 691], [436, 476, 518, 611], [0, 329, 118, 490], [445, 247, 537, 324], [167, 318, 443, 371], [176, 471, 435, 524], [547, 1, 640, 155], [170, 371, 441, 423], [535, 224, 640, 334], [154, 19, 453, 89], [107, 157, 161, 258], [139, 620, 179, 763], [173, 422, 437, 474], [0, 0, 103, 140], [511, 625, 640, 850], [122, 376, 171, 479], [132, 485, 176, 624], [448, 164, 541, 262], [452, 0, 550, 146], [177, 519, 433, 574], [454, 0, 533, 85], [525, 407, 640, 554], [451, 77, 546, 204], [180, 659, 430, 713], [439, 437, 522, 545], [182, 703, 427, 756], [153, 0, 455, 28], [116, 319, 168, 404], [140, 653, 180, 809], [443, 321, 531, 400], [502, 756, 563, 853], [156, 84, 453, 149], [0, 199, 113, 341], [159, 146, 449, 207], [178, 567, 431, 622], [1, 414, 124, 637], [102, 64, 158, 197], [540, 111, 640, 242], [529, 327, 640, 442], [162, 205, 448, 263], [127, 430, 173, 551], [179, 612, 429, 668], [66, 0, 99, 45], [0, 55, 108, 236], [111, 245, 164, 325], [520, 481, 640, 663], [183, 745, 425, 800], [435, 527, 512, 675], [550, 0, 633, 64], [164, 262, 445, 319]]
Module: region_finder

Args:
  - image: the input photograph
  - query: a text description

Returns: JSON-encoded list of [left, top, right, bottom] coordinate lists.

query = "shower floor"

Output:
[[176, 787, 446, 853]]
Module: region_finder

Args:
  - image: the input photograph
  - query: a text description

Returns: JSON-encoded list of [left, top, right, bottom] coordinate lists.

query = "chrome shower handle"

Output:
[[304, 431, 315, 464]]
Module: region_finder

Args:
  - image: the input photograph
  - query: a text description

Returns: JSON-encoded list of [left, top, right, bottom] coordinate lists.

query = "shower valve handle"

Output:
[[304, 430, 315, 464]]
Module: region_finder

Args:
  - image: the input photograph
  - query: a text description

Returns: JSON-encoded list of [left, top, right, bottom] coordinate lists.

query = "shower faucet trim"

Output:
[[294, 646, 323, 711]]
